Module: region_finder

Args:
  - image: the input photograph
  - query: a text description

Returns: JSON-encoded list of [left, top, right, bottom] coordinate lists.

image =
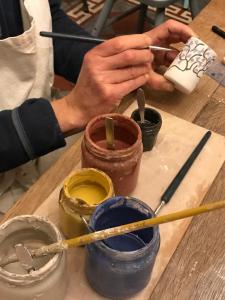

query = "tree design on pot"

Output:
[[169, 39, 216, 78]]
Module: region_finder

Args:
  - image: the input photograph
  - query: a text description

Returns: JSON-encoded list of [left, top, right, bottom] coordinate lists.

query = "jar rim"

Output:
[[89, 196, 160, 260], [61, 168, 114, 210], [131, 108, 162, 127], [84, 113, 142, 158], [0, 215, 63, 285]]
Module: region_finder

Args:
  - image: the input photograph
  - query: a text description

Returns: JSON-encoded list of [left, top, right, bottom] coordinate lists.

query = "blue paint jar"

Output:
[[85, 196, 160, 299]]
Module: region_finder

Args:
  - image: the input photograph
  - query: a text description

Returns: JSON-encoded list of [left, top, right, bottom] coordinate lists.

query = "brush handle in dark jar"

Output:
[[131, 108, 162, 151], [81, 113, 143, 195], [85, 196, 160, 299]]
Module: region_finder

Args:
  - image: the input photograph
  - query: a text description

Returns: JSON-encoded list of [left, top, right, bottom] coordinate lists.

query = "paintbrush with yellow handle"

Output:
[[1, 199, 225, 268]]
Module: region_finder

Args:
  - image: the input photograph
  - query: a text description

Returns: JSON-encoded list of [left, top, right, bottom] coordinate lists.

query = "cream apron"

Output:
[[0, 0, 54, 216]]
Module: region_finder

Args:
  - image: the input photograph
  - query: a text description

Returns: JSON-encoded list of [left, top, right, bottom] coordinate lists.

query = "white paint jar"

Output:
[[0, 215, 67, 300]]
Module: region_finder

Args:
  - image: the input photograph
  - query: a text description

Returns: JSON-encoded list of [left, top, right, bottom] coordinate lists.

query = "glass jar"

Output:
[[0, 215, 67, 300], [59, 168, 114, 238], [131, 107, 162, 151], [81, 113, 143, 195], [85, 196, 160, 299]]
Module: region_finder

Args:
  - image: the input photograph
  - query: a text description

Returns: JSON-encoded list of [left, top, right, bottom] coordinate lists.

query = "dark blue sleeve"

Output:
[[49, 0, 95, 83], [0, 99, 66, 172]]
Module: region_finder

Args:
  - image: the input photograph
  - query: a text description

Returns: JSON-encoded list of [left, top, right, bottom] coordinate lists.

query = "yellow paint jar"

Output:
[[59, 168, 114, 238]]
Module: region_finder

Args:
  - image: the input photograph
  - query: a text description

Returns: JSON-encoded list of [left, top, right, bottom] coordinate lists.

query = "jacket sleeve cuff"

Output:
[[16, 98, 66, 158]]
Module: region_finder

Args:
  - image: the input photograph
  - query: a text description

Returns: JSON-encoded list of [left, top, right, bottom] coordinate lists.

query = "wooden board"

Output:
[[34, 103, 225, 300]]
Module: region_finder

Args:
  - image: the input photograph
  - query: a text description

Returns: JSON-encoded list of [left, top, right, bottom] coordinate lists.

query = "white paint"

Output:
[[0, 215, 67, 300]]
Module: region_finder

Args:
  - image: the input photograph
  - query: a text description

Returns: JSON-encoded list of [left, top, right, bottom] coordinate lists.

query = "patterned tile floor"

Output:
[[56, 1, 192, 89], [62, 0, 192, 37]]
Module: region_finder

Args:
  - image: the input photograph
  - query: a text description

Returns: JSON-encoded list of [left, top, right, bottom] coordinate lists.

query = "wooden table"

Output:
[[149, 1, 225, 299], [2, 0, 225, 299]]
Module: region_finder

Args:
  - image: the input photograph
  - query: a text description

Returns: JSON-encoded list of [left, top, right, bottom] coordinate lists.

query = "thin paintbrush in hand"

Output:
[[40, 31, 173, 52]]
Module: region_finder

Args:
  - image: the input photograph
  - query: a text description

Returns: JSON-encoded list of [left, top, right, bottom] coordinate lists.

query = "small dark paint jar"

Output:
[[85, 196, 160, 299], [131, 108, 162, 151], [81, 113, 143, 195]]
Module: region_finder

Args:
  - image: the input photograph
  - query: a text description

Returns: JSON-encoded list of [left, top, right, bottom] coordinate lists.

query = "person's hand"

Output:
[[145, 20, 196, 91], [52, 21, 196, 134], [52, 34, 153, 132]]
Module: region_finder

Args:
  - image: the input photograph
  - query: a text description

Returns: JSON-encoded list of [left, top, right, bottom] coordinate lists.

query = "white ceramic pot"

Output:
[[0, 215, 67, 300], [164, 37, 217, 94]]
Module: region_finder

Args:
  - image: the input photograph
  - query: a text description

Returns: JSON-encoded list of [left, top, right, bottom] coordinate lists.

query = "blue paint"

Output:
[[85, 196, 160, 299], [104, 233, 146, 251], [94, 205, 154, 251]]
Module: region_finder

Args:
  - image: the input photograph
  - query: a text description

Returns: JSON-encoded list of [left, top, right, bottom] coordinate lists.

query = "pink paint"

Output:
[[81, 113, 143, 195], [96, 140, 130, 150]]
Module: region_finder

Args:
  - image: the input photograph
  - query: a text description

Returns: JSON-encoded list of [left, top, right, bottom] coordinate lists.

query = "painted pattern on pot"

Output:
[[168, 37, 216, 77], [164, 37, 217, 94]]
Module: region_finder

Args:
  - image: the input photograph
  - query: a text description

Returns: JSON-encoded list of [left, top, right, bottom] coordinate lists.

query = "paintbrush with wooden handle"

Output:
[[1, 199, 225, 267]]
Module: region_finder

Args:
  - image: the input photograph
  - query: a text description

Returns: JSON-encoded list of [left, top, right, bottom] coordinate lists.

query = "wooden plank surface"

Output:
[[211, 85, 225, 104], [143, 75, 217, 122], [150, 166, 225, 300], [33, 103, 225, 300], [150, 98, 225, 300]]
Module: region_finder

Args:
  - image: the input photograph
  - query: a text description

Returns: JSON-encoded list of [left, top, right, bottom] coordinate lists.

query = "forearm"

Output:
[[50, 0, 94, 83], [51, 96, 86, 133], [0, 99, 66, 172]]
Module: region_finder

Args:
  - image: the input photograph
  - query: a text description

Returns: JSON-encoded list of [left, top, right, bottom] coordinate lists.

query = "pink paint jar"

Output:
[[81, 113, 143, 195]]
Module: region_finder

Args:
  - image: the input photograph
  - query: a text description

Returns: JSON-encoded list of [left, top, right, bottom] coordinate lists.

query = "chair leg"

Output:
[[183, 0, 189, 9], [82, 0, 89, 13], [154, 7, 166, 26], [91, 0, 115, 37], [137, 3, 148, 33]]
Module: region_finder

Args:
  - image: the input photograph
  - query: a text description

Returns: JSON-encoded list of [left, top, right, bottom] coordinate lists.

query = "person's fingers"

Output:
[[164, 33, 188, 44], [105, 64, 150, 84], [105, 49, 153, 69], [93, 34, 152, 57], [153, 49, 178, 66], [163, 50, 179, 66], [145, 20, 196, 46], [166, 21, 197, 41], [147, 69, 174, 91], [114, 74, 149, 98], [164, 50, 179, 62]]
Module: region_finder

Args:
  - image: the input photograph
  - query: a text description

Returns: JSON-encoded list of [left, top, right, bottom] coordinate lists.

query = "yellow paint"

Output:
[[70, 181, 107, 205], [59, 168, 114, 238]]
